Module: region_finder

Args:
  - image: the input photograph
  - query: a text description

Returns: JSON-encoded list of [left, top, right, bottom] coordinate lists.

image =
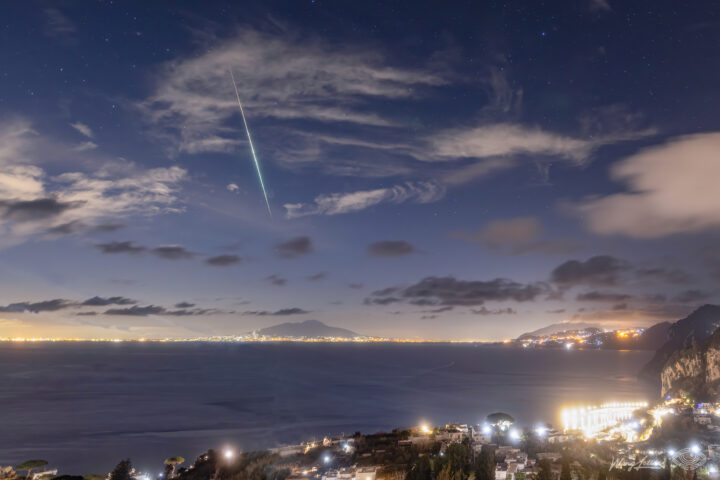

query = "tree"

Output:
[[164, 457, 186, 479], [537, 459, 553, 480], [474, 446, 495, 480], [16, 461, 48, 480], [109, 460, 133, 480], [406, 456, 432, 480], [560, 458, 571, 480], [597, 469, 607, 480]]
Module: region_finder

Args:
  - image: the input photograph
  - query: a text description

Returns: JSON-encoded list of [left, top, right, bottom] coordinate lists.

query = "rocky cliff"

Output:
[[659, 321, 720, 399], [641, 304, 720, 382]]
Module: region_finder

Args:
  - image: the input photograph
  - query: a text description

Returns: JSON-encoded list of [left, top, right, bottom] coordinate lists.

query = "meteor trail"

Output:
[[229, 69, 272, 216]]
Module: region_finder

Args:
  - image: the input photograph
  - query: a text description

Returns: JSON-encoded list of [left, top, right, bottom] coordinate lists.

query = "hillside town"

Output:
[[4, 393, 720, 480]]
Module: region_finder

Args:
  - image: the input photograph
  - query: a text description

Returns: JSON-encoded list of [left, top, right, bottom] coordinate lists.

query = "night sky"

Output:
[[1, 1, 719, 340]]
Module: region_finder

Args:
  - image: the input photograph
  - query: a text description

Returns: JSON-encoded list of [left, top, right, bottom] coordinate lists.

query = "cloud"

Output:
[[551, 255, 630, 287], [74, 141, 98, 152], [151, 245, 195, 260], [267, 274, 287, 286], [307, 272, 326, 281], [285, 182, 444, 218], [0, 299, 73, 313], [368, 276, 548, 307], [142, 27, 445, 155], [635, 267, 691, 284], [574, 133, 720, 238], [429, 120, 655, 186], [367, 240, 416, 257], [0, 198, 80, 222], [226, 183, 240, 193], [82, 296, 137, 307], [242, 308, 310, 316], [470, 307, 517, 315], [364, 296, 402, 306], [205, 254, 241, 266], [43, 8, 76, 39], [95, 241, 146, 255], [274, 236, 313, 258], [673, 290, 713, 304], [454, 217, 578, 255], [175, 302, 195, 308], [432, 124, 594, 163], [576, 291, 633, 302], [0, 120, 188, 247], [589, 0, 611, 12], [104, 305, 167, 316], [70, 122, 94, 138], [103, 305, 222, 316]]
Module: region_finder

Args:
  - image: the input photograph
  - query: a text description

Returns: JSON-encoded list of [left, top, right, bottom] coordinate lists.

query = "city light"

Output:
[[481, 424, 491, 435], [419, 423, 432, 434], [691, 444, 701, 454], [509, 429, 521, 441], [560, 401, 648, 438], [535, 425, 547, 437], [224, 448, 235, 461], [323, 454, 331, 464]]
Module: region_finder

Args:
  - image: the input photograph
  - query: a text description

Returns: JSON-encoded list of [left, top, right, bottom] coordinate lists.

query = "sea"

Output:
[[0, 343, 656, 473]]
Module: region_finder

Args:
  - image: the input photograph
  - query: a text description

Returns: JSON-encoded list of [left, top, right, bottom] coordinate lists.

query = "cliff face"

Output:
[[641, 305, 720, 382], [660, 326, 720, 398]]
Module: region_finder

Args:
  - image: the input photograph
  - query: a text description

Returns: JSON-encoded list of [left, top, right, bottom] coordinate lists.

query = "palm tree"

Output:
[[16, 460, 48, 480]]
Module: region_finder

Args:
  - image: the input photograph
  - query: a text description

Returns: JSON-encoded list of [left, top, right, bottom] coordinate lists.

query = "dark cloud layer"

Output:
[[151, 245, 195, 260], [242, 308, 310, 316], [369, 276, 547, 306], [205, 254, 241, 266], [0, 299, 73, 313], [95, 241, 146, 254], [266, 274, 288, 286], [0, 198, 79, 222], [274, 236, 313, 258], [82, 296, 137, 306], [551, 255, 630, 287], [576, 291, 633, 302], [103, 305, 222, 316], [367, 240, 416, 257]]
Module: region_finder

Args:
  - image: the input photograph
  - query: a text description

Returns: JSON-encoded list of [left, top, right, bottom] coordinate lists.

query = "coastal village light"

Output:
[[223, 448, 235, 461]]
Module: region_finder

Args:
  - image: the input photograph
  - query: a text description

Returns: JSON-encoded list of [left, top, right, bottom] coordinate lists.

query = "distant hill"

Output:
[[517, 322, 602, 340], [255, 319, 360, 339], [640, 304, 720, 382]]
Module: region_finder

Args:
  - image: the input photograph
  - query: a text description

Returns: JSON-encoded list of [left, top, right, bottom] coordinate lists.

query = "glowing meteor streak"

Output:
[[229, 69, 272, 216]]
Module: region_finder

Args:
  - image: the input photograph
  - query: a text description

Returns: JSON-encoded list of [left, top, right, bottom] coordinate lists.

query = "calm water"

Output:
[[0, 343, 655, 473]]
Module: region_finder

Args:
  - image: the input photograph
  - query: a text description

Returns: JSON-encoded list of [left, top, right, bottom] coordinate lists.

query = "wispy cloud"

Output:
[[142, 27, 445, 155], [70, 122, 94, 138], [285, 181, 444, 218], [0, 119, 188, 248]]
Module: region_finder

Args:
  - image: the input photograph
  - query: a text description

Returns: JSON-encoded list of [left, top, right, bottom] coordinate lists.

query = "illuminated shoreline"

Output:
[[0, 336, 505, 344]]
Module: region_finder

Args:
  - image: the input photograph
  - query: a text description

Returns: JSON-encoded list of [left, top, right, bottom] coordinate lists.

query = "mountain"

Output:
[[516, 322, 602, 340], [254, 320, 360, 339], [640, 304, 720, 382]]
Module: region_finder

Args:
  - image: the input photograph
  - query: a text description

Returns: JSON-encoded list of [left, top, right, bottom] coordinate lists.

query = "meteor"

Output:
[[229, 69, 272, 216]]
